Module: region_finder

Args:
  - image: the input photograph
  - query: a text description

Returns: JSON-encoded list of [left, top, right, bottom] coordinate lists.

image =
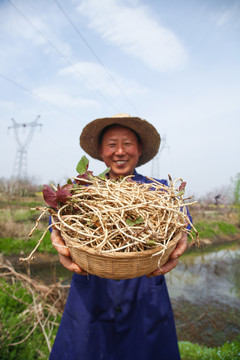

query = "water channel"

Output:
[[165, 242, 240, 346], [166, 242, 240, 308]]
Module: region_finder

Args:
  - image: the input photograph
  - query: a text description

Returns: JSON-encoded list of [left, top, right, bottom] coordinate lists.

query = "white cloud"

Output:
[[0, 1, 73, 59], [59, 61, 148, 96], [75, 0, 187, 71], [0, 100, 14, 109], [215, 3, 240, 27], [33, 86, 99, 108]]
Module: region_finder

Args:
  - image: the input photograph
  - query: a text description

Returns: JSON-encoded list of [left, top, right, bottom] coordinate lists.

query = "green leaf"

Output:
[[146, 240, 156, 246], [98, 168, 110, 180], [177, 190, 185, 197], [76, 156, 89, 175], [126, 216, 144, 226]]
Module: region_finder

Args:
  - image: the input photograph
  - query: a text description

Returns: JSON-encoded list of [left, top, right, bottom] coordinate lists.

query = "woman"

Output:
[[49, 114, 188, 360]]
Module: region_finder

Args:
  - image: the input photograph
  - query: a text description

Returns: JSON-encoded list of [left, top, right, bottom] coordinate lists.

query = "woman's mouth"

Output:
[[114, 160, 127, 166]]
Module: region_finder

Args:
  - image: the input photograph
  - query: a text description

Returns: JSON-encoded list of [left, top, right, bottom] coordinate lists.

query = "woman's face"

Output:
[[99, 125, 142, 179]]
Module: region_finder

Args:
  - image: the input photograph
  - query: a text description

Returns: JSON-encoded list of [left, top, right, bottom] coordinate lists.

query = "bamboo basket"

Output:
[[22, 162, 199, 275], [61, 228, 182, 279]]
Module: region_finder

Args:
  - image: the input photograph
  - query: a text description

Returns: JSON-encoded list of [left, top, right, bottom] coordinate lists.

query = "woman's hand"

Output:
[[146, 232, 188, 277], [51, 228, 87, 275]]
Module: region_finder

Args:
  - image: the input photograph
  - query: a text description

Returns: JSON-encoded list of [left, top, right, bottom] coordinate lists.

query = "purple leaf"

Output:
[[42, 185, 58, 209], [56, 185, 72, 204], [179, 182, 186, 192], [75, 172, 93, 185]]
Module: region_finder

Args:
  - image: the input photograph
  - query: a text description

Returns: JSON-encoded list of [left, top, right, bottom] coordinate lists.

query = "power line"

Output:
[[54, 0, 139, 114], [7, 0, 120, 113], [0, 73, 80, 121], [151, 135, 169, 179]]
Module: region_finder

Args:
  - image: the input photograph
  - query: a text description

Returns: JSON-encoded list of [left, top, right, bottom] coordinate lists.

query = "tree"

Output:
[[232, 173, 240, 206]]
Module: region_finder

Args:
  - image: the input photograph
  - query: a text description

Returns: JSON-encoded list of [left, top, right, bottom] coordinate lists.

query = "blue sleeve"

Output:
[[186, 206, 192, 231], [49, 216, 53, 233]]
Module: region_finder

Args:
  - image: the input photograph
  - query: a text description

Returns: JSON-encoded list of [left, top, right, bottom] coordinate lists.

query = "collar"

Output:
[[105, 169, 139, 180]]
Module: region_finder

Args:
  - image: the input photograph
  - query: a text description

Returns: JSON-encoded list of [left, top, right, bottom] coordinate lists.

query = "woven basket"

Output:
[[61, 230, 182, 279]]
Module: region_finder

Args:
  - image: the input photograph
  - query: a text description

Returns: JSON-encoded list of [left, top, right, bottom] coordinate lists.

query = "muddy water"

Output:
[[166, 243, 240, 308]]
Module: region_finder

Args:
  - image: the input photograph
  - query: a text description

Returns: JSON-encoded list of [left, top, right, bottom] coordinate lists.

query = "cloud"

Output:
[[215, 3, 240, 27], [33, 86, 99, 108], [0, 1, 73, 60], [75, 0, 187, 71], [59, 61, 148, 96], [0, 100, 14, 109]]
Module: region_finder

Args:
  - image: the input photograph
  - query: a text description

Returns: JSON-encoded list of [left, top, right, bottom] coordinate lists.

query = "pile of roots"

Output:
[[23, 175, 199, 261]]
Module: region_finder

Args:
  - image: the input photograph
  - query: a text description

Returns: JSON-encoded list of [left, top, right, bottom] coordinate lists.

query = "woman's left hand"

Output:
[[146, 232, 188, 277]]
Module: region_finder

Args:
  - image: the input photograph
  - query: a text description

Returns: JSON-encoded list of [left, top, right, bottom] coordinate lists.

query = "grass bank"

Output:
[[0, 231, 55, 256], [0, 195, 56, 256], [193, 221, 239, 241]]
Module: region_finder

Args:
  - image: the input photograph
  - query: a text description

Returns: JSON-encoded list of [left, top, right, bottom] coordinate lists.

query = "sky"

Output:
[[0, 0, 239, 199]]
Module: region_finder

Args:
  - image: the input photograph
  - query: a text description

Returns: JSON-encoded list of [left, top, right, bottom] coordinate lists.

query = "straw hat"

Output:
[[80, 114, 161, 167]]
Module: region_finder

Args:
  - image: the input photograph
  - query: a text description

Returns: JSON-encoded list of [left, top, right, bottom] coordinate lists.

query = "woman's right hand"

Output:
[[51, 228, 87, 275]]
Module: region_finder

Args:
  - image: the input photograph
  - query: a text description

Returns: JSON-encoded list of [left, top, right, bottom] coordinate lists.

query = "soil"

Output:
[[173, 298, 240, 347]]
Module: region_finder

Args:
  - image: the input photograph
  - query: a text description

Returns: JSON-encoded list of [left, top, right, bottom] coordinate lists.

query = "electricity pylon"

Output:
[[151, 135, 168, 179], [8, 115, 42, 180]]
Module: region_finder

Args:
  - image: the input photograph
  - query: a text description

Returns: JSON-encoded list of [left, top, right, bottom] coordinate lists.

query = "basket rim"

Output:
[[61, 231, 182, 259]]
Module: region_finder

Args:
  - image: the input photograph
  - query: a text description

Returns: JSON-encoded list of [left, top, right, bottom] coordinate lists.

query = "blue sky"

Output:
[[0, 0, 239, 198]]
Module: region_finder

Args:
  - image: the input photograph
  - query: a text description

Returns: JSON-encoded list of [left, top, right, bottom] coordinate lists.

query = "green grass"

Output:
[[13, 209, 40, 222], [192, 221, 239, 239], [179, 339, 240, 360], [218, 222, 238, 235], [0, 230, 56, 255], [0, 279, 59, 360], [0, 200, 44, 209]]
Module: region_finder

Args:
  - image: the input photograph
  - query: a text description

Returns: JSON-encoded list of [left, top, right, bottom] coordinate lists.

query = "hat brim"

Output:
[[80, 115, 161, 167]]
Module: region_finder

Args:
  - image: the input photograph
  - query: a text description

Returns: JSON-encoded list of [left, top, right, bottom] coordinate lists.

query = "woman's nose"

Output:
[[115, 144, 125, 155]]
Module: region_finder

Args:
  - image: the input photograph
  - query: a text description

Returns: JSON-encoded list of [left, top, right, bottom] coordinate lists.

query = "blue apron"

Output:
[[49, 172, 184, 360], [50, 274, 180, 360]]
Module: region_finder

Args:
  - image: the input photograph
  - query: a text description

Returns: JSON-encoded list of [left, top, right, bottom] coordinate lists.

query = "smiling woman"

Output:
[[99, 124, 142, 179], [49, 113, 189, 360]]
